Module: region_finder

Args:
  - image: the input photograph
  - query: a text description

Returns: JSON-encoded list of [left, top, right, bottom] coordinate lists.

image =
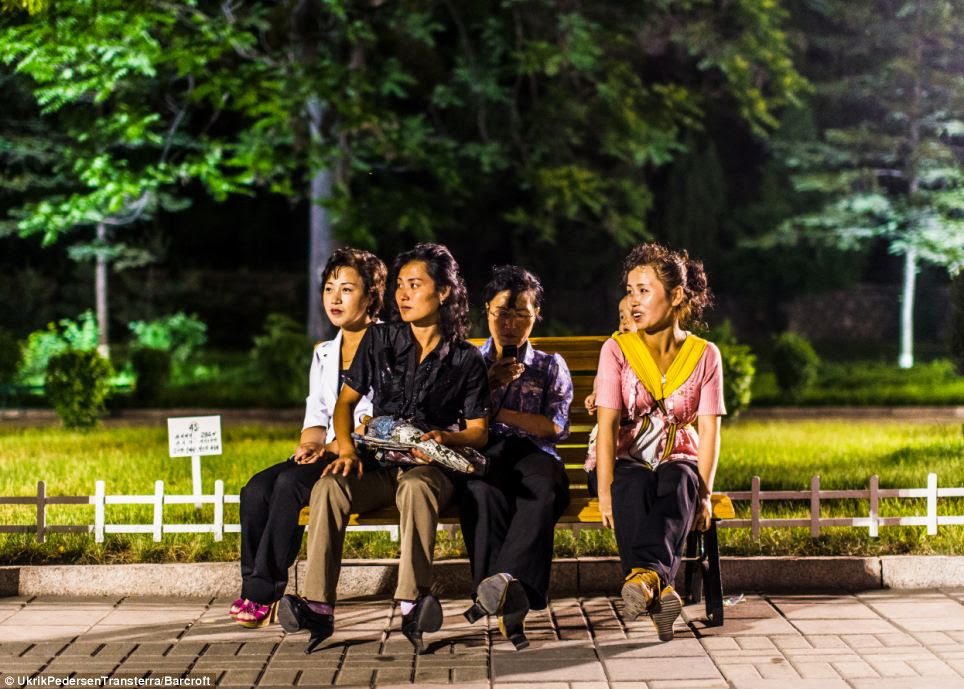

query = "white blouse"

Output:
[[302, 330, 374, 442]]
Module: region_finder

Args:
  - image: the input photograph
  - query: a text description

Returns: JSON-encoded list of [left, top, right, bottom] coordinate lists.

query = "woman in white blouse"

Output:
[[231, 248, 387, 628]]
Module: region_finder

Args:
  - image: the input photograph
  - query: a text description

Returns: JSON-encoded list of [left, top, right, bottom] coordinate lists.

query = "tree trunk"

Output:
[[306, 98, 336, 342], [898, 247, 916, 369], [95, 222, 109, 359]]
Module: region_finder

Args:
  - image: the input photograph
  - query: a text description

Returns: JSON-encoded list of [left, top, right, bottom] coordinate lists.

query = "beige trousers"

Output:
[[303, 465, 454, 603]]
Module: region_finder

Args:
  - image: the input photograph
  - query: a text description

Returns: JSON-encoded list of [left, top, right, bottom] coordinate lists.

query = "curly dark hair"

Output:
[[393, 243, 470, 342], [482, 265, 544, 321], [622, 242, 713, 328], [320, 247, 388, 318]]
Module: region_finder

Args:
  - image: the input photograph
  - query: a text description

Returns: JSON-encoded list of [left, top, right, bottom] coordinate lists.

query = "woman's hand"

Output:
[[292, 441, 324, 464], [597, 490, 615, 529], [584, 392, 597, 415], [412, 429, 448, 462], [695, 495, 713, 532], [488, 358, 524, 389], [323, 450, 364, 478]]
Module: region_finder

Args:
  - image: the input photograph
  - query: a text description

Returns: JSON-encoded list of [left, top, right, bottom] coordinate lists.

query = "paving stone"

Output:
[[332, 668, 373, 685], [803, 635, 849, 649], [866, 659, 920, 676], [771, 636, 811, 650], [718, 663, 762, 680], [0, 625, 90, 642], [218, 669, 261, 685], [256, 668, 300, 686], [794, 661, 839, 679], [606, 656, 722, 681], [691, 617, 798, 636], [848, 680, 964, 689], [236, 641, 276, 655], [295, 668, 338, 685], [901, 618, 964, 631], [906, 658, 960, 676], [0, 642, 33, 656], [413, 666, 450, 682], [723, 681, 851, 689], [775, 603, 879, 620], [599, 639, 706, 658], [830, 659, 879, 678], [19, 641, 69, 657], [734, 637, 778, 652], [6, 609, 112, 626], [756, 659, 799, 679], [493, 657, 605, 682], [647, 681, 729, 689]]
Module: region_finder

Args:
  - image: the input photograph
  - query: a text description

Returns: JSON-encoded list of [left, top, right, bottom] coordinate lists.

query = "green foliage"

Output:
[[0, 329, 22, 385], [771, 332, 820, 400], [767, 1, 964, 365], [128, 313, 206, 371], [129, 346, 171, 404], [950, 272, 964, 376], [17, 311, 98, 385], [44, 349, 113, 429], [249, 314, 312, 404], [0, 1, 805, 262], [706, 321, 756, 418]]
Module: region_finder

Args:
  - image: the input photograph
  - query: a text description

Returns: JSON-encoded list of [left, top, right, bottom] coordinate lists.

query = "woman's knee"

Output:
[[396, 468, 443, 507], [240, 472, 274, 506]]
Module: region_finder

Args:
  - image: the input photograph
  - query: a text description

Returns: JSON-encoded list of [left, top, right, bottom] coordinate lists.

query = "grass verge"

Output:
[[0, 420, 961, 563]]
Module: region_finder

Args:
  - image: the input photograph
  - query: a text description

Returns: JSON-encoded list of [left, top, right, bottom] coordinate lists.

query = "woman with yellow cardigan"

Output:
[[593, 243, 725, 642]]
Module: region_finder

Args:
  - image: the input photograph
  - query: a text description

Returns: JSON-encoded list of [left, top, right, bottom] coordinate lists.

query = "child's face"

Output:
[[618, 298, 637, 333]]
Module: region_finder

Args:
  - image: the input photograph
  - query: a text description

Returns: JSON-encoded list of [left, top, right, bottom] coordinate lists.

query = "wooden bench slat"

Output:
[[298, 495, 734, 527]]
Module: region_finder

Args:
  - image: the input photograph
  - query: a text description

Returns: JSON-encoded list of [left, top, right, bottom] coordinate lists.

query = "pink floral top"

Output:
[[584, 337, 726, 470]]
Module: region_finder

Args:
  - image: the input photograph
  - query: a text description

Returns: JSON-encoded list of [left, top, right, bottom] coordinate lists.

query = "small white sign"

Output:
[[167, 415, 222, 458]]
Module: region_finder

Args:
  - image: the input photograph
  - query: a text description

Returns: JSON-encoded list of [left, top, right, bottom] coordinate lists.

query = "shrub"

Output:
[[705, 321, 756, 418], [0, 329, 22, 385], [249, 313, 312, 404], [45, 349, 114, 429], [950, 270, 964, 376], [18, 311, 99, 386], [128, 313, 207, 370], [130, 347, 172, 404], [772, 332, 820, 399]]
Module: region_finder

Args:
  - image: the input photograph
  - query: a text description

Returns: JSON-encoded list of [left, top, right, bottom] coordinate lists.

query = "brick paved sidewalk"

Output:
[[1, 589, 963, 688]]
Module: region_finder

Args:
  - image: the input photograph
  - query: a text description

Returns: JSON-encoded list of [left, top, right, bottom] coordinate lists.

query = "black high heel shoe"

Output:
[[401, 594, 443, 655], [463, 573, 529, 650], [278, 594, 334, 655]]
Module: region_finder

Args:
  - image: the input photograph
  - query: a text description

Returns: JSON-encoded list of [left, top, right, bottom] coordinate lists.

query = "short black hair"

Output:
[[482, 265, 544, 317], [321, 247, 388, 318]]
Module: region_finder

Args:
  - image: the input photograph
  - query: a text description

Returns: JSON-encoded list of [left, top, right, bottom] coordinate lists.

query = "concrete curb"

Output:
[[1, 555, 961, 597]]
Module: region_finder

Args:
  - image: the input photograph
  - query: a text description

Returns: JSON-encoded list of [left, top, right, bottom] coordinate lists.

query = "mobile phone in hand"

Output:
[[502, 344, 518, 360]]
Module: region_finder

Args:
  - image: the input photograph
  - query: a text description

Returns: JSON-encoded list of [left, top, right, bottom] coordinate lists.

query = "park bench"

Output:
[[299, 336, 734, 626]]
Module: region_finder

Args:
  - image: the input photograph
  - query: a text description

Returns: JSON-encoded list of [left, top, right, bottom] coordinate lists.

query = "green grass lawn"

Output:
[[752, 359, 964, 406], [0, 419, 961, 563]]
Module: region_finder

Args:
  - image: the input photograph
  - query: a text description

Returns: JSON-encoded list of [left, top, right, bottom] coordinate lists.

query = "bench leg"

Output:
[[683, 531, 703, 604], [702, 521, 724, 626]]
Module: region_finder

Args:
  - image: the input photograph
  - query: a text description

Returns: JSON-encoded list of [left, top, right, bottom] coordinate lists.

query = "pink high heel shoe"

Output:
[[229, 598, 247, 618], [236, 599, 279, 628]]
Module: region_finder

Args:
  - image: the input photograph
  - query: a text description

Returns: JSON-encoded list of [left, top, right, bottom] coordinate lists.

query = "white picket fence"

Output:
[[0, 473, 963, 544]]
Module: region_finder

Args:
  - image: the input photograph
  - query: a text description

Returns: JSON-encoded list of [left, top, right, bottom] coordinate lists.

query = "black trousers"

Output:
[[459, 436, 570, 610], [239, 456, 332, 604], [611, 459, 699, 588]]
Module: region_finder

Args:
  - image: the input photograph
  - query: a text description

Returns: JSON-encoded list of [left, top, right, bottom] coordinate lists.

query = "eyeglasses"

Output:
[[487, 308, 536, 323]]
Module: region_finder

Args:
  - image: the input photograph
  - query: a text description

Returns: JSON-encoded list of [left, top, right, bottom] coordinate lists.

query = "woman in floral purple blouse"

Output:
[[459, 265, 574, 650]]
